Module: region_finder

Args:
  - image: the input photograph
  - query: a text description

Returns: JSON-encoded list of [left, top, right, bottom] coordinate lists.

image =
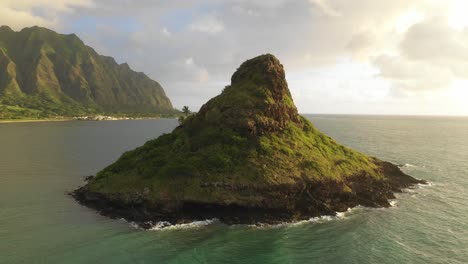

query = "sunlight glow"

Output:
[[395, 10, 424, 33], [450, 80, 468, 101], [447, 0, 468, 30], [445, 80, 468, 114]]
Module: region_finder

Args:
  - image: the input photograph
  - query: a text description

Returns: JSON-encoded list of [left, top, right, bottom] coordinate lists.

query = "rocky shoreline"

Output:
[[71, 161, 425, 229]]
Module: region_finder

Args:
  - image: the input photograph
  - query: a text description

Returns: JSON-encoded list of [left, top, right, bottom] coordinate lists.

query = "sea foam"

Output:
[[246, 206, 365, 229], [398, 163, 417, 169], [148, 219, 219, 231]]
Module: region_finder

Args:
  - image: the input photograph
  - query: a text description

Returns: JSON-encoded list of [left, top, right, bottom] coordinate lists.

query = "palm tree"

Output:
[[178, 106, 191, 125], [182, 106, 191, 116]]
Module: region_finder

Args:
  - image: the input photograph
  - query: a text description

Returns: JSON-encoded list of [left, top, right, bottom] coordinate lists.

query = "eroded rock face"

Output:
[[231, 54, 291, 100], [197, 54, 302, 136]]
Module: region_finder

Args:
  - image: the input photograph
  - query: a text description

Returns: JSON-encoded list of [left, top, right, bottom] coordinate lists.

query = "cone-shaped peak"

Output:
[[231, 54, 291, 102], [196, 54, 301, 136], [232, 54, 284, 84]]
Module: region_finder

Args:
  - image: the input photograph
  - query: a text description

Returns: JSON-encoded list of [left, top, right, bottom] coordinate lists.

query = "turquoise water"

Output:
[[0, 116, 467, 263]]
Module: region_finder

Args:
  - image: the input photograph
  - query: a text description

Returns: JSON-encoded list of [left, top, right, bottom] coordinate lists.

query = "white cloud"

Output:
[[0, 6, 51, 29], [394, 10, 425, 33], [375, 55, 454, 92], [231, 6, 260, 17], [161, 27, 171, 37], [374, 17, 468, 94], [189, 14, 225, 34], [401, 18, 468, 62], [2, 0, 94, 12], [171, 57, 210, 83], [0, 0, 94, 30], [2, 0, 468, 114], [309, 0, 341, 17], [185, 57, 194, 65]]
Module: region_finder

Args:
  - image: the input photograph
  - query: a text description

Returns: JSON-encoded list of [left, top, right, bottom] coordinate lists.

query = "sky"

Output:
[[1, 0, 468, 115]]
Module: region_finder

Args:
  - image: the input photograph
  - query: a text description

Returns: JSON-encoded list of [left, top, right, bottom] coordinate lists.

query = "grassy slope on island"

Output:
[[74, 54, 423, 226], [87, 55, 387, 207], [0, 25, 175, 119]]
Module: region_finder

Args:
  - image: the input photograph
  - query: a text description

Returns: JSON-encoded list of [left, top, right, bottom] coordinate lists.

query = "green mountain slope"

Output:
[[0, 25, 175, 118], [74, 54, 423, 227]]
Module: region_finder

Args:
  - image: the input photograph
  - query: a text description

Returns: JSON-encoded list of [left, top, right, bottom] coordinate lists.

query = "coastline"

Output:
[[0, 118, 73, 124], [71, 162, 425, 229]]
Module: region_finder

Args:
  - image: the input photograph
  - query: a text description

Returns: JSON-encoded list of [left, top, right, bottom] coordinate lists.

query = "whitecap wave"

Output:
[[308, 215, 341, 223], [418, 181, 434, 187], [398, 163, 417, 168], [247, 207, 364, 229], [149, 219, 219, 231], [129, 221, 140, 229]]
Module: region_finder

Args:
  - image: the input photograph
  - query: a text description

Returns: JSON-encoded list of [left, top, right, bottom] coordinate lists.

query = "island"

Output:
[[72, 54, 424, 228]]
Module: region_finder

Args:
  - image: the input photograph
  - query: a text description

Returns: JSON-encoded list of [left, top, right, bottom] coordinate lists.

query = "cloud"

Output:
[[1, 0, 467, 114], [0, 6, 51, 29], [0, 0, 94, 30], [68, 0, 468, 113], [346, 31, 377, 58], [161, 27, 172, 37], [189, 14, 225, 34], [401, 18, 468, 63], [375, 54, 454, 93], [374, 16, 468, 93], [309, 0, 341, 17]]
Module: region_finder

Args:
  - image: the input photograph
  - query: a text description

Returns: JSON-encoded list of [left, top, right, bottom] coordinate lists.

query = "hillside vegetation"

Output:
[[0, 26, 175, 119]]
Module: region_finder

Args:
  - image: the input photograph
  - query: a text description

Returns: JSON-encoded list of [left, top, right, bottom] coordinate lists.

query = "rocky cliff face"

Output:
[[197, 54, 301, 136], [73, 54, 424, 228], [0, 26, 174, 118]]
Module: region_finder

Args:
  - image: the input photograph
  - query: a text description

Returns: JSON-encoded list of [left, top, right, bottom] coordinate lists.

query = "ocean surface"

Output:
[[1, 115, 467, 264]]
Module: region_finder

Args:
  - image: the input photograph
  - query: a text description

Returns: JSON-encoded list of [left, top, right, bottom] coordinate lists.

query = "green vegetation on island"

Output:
[[73, 54, 424, 227], [0, 25, 176, 120]]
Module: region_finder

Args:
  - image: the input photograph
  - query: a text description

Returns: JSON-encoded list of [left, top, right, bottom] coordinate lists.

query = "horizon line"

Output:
[[299, 113, 468, 117]]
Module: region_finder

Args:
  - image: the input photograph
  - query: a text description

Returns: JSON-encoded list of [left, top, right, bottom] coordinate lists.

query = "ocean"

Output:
[[0, 115, 467, 263]]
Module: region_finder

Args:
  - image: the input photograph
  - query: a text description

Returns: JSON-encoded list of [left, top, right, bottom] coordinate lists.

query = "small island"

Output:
[[73, 54, 424, 228]]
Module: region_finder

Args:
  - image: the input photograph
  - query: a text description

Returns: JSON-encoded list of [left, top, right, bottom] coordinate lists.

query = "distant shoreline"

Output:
[[0, 116, 176, 124], [0, 118, 72, 124]]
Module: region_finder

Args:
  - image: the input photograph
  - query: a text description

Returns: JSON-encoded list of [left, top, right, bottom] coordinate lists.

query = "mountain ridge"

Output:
[[0, 26, 175, 119]]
